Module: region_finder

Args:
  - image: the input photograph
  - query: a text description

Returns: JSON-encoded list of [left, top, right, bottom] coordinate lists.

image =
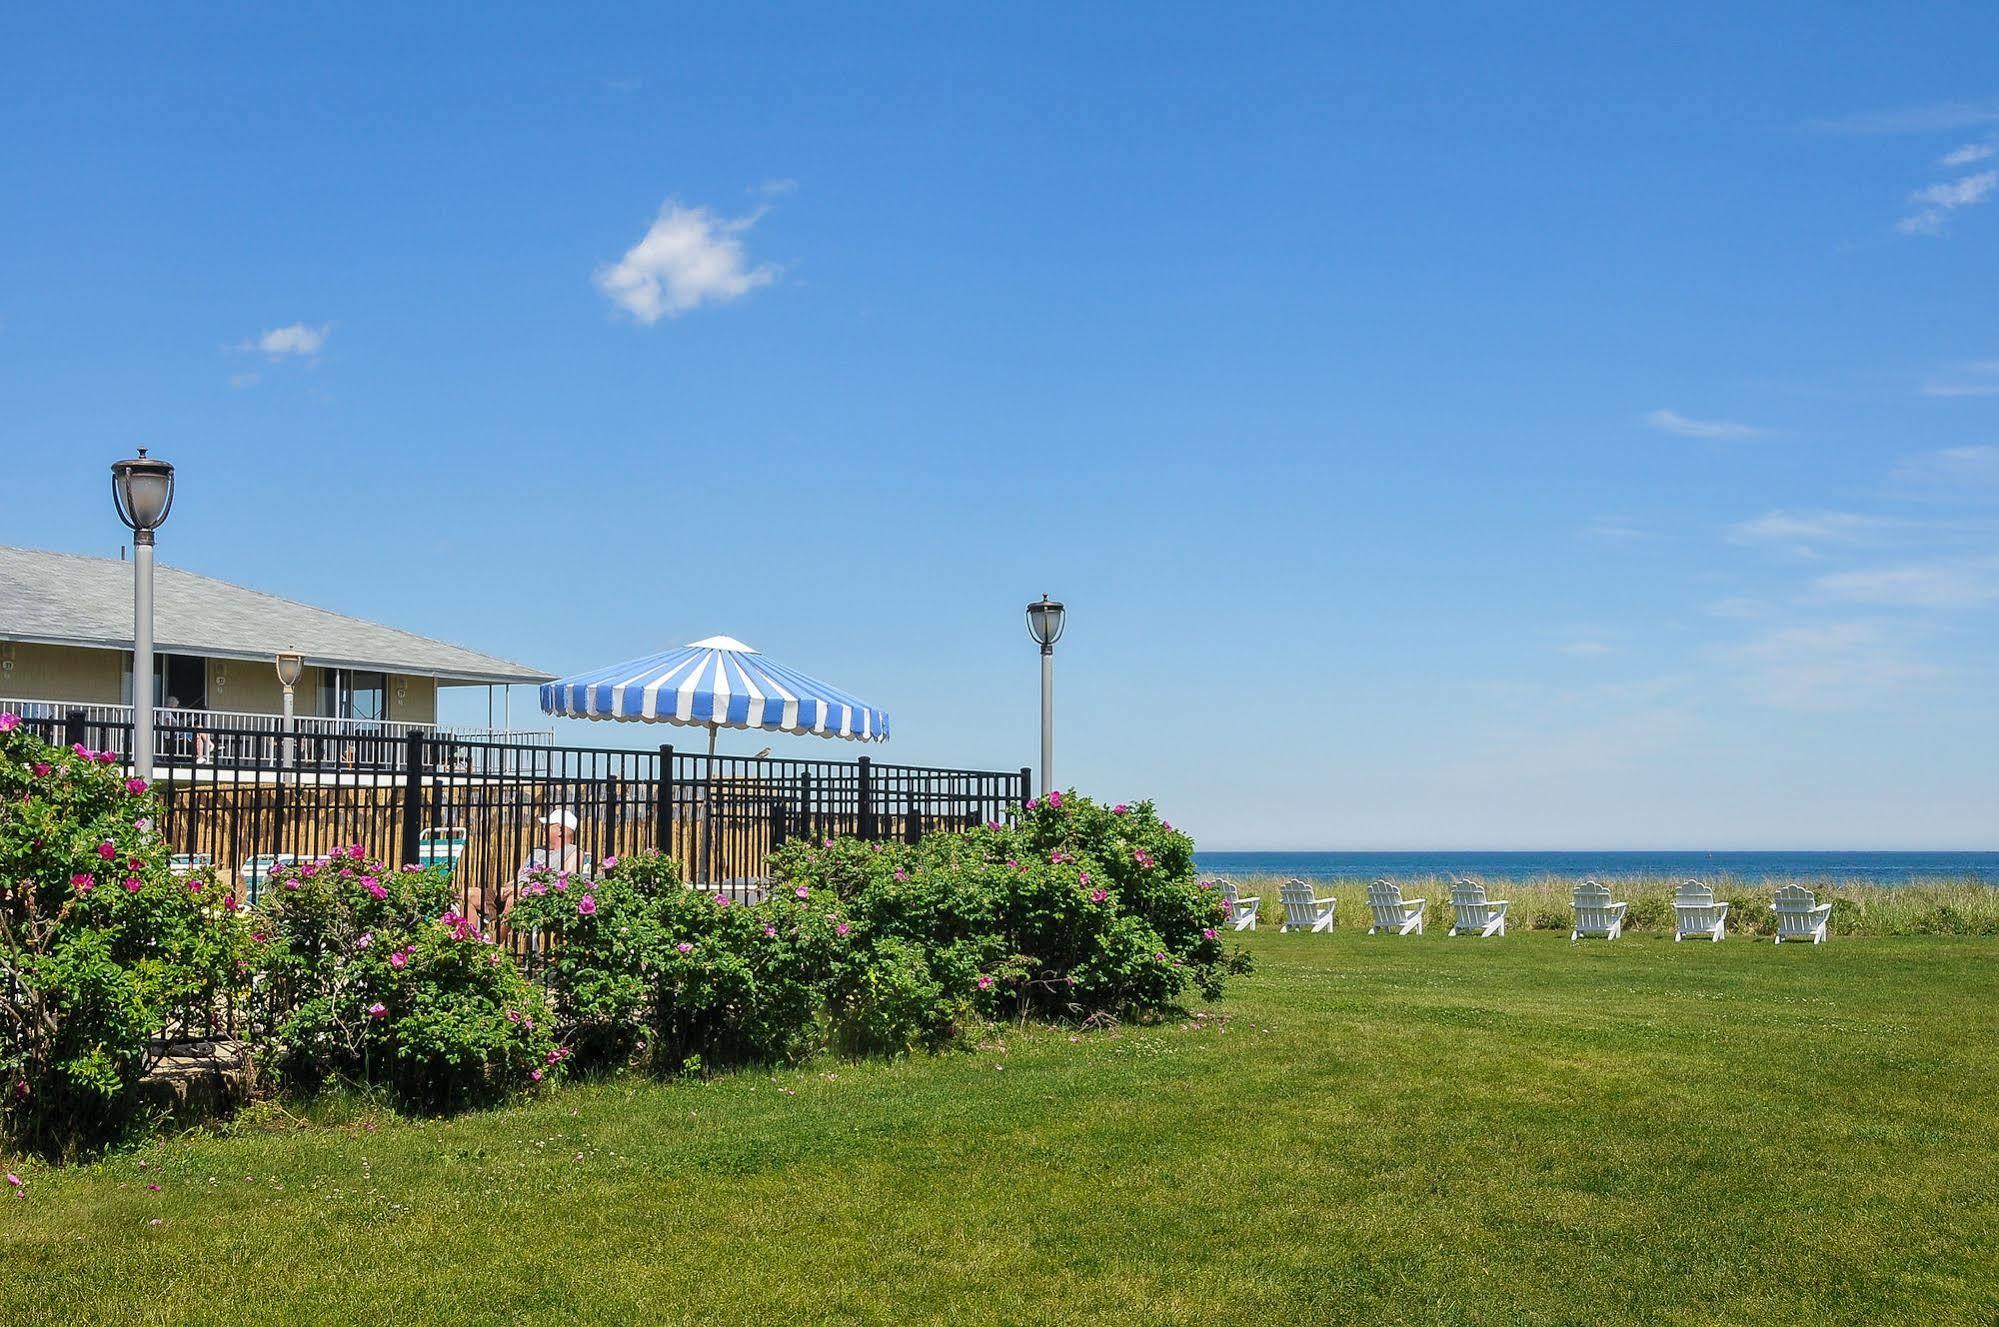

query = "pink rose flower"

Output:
[[31, 762, 50, 778], [0, 712, 17, 733], [71, 873, 95, 893], [531, 1068, 544, 1082], [1024, 797, 1039, 811], [355, 932, 373, 950], [602, 855, 618, 870], [1047, 790, 1062, 809], [835, 922, 851, 937], [794, 886, 810, 899], [676, 941, 694, 954], [1090, 889, 1108, 904], [389, 950, 408, 969], [976, 975, 994, 991], [348, 845, 366, 861], [1203, 927, 1218, 940], [1113, 804, 1128, 815], [367, 1002, 387, 1018], [762, 925, 777, 939], [124, 877, 142, 893], [125, 777, 148, 795], [578, 894, 597, 916], [97, 841, 116, 860]]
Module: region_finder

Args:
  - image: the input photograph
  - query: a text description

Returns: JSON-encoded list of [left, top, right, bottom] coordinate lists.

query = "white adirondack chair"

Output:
[[1278, 878, 1337, 933], [1365, 879, 1424, 935], [1215, 879, 1261, 932], [1672, 880, 1729, 942], [1771, 884, 1833, 944], [1570, 879, 1627, 941], [1447, 878, 1510, 938]]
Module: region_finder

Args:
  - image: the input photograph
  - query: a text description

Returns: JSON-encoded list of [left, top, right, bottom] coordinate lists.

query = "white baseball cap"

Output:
[[541, 810, 579, 830]]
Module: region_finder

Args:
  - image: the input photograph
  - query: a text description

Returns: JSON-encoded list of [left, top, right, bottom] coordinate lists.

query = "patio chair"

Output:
[[1672, 880, 1729, 942], [1570, 879, 1627, 941], [1214, 879, 1261, 931], [1365, 879, 1425, 936], [237, 853, 297, 908], [416, 825, 469, 878], [1278, 878, 1337, 933], [1771, 884, 1833, 945], [168, 852, 213, 880], [1447, 877, 1510, 938]]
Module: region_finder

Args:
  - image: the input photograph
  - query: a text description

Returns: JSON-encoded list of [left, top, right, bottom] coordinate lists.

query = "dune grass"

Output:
[[5, 929, 1997, 1325], [1218, 872, 1999, 937]]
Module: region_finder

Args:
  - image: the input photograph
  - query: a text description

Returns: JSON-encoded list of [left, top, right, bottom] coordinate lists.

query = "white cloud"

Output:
[[1920, 360, 1999, 397], [1726, 509, 1892, 558], [1891, 445, 1999, 493], [1557, 640, 1612, 657], [229, 371, 260, 389], [1580, 516, 1653, 543], [1898, 169, 1999, 235], [1807, 101, 1999, 135], [1812, 556, 1999, 609], [1645, 409, 1767, 440], [594, 202, 778, 323], [241, 322, 329, 358], [1941, 141, 1998, 167], [1702, 596, 1766, 620], [1712, 622, 1936, 711]]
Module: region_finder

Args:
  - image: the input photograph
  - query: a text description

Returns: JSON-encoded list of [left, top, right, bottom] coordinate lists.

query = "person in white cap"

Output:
[[519, 809, 582, 883]]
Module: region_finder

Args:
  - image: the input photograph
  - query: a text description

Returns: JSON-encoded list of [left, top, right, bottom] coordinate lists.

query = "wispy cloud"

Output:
[[240, 322, 329, 358], [1581, 517, 1654, 543], [1941, 141, 1998, 167], [1702, 595, 1766, 620], [1919, 360, 1999, 397], [1898, 170, 1999, 235], [595, 201, 779, 324], [1807, 100, 1999, 135], [1812, 556, 1999, 609], [1645, 409, 1767, 440], [1712, 622, 1936, 711], [1557, 640, 1612, 658], [1891, 445, 1999, 494], [228, 371, 260, 390], [1726, 509, 1893, 559]]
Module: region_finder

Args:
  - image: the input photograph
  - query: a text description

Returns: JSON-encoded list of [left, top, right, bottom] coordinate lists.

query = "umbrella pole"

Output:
[[707, 723, 717, 757]]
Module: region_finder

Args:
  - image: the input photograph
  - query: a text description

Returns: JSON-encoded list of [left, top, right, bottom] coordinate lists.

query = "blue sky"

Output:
[[4, 5, 1997, 849]]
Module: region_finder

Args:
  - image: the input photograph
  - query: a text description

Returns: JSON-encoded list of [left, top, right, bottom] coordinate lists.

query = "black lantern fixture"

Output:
[[111, 449, 176, 539], [1025, 595, 1066, 654]]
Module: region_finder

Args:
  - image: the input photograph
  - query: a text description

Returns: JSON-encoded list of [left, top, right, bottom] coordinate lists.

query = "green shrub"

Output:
[[511, 855, 834, 1074], [0, 721, 248, 1156], [248, 850, 554, 1112]]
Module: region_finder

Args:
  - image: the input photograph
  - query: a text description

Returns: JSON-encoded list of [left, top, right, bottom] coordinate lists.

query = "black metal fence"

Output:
[[17, 715, 1031, 918]]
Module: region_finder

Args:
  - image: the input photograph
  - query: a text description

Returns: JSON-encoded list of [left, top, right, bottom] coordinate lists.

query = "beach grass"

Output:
[[5, 930, 1997, 1325], [1215, 872, 1999, 937]]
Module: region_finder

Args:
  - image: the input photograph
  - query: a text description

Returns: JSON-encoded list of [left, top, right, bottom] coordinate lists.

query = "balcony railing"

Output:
[[0, 698, 553, 770]]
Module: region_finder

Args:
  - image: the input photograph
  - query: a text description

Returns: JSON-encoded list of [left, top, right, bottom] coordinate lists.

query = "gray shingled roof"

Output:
[[0, 546, 550, 686]]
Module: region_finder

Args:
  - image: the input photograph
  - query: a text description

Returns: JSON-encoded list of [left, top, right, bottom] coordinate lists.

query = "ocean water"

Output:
[[1194, 851, 1999, 886]]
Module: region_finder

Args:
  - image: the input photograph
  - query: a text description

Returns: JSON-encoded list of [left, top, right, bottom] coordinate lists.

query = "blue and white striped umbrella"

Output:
[[539, 636, 890, 747]]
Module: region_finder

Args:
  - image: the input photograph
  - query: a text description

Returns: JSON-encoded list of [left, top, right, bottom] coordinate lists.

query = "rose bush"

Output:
[[770, 789, 1244, 1022], [0, 720, 248, 1156], [249, 851, 554, 1112], [510, 852, 835, 1074]]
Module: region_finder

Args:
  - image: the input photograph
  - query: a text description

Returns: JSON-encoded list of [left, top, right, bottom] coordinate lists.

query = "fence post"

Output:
[[399, 730, 424, 866], [656, 745, 674, 864], [857, 755, 874, 840], [63, 708, 85, 750], [1020, 766, 1034, 807]]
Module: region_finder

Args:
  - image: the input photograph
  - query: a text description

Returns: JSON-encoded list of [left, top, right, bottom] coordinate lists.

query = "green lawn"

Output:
[[8, 931, 1998, 1326]]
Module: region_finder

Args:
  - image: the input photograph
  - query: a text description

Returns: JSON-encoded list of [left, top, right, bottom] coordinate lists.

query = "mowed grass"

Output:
[[7, 932, 1998, 1326]]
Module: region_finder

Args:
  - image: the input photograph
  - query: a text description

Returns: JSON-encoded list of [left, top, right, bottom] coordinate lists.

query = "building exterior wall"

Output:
[[2, 643, 443, 725], [1, 642, 124, 703]]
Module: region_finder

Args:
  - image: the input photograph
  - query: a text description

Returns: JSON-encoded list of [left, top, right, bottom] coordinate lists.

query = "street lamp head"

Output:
[[1025, 594, 1066, 651], [111, 449, 175, 539], [275, 648, 305, 690]]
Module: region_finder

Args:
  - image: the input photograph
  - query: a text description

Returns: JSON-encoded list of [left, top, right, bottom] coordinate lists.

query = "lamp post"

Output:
[[1024, 594, 1065, 797], [275, 648, 304, 767], [111, 450, 176, 780]]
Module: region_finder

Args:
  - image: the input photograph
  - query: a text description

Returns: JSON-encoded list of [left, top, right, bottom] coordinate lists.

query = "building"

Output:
[[0, 544, 552, 759]]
